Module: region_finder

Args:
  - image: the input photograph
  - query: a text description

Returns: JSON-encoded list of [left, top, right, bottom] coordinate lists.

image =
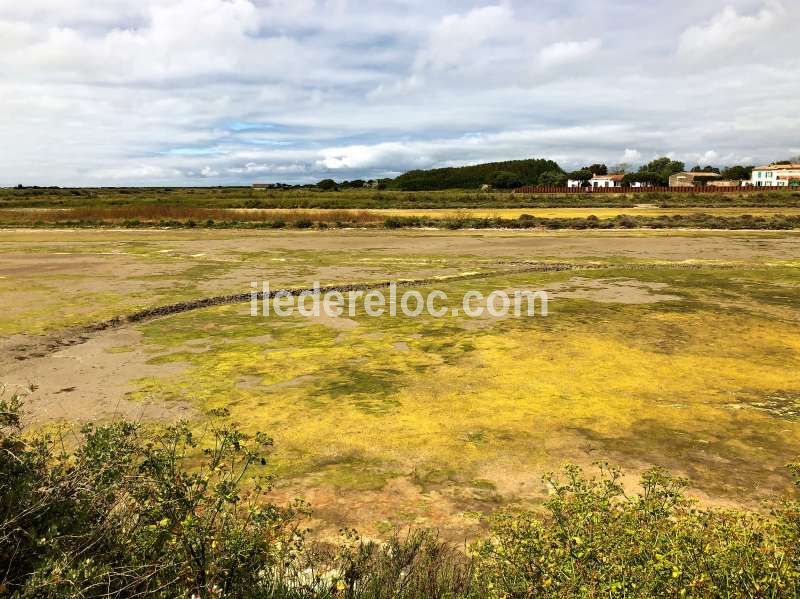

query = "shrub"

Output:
[[0, 394, 305, 598], [537, 170, 568, 187], [317, 179, 338, 191], [471, 463, 800, 597], [491, 171, 524, 190]]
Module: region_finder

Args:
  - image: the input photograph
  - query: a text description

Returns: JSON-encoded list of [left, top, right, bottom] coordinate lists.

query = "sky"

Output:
[[1, 0, 799, 186]]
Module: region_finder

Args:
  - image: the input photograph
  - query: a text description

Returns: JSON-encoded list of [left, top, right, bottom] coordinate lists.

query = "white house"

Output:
[[751, 163, 800, 187], [589, 174, 625, 188], [568, 173, 626, 188]]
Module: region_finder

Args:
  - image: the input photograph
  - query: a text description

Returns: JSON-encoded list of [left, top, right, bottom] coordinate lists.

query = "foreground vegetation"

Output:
[[2, 393, 800, 598]]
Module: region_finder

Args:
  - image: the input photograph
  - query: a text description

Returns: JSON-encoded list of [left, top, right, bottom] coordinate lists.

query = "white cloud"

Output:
[[698, 150, 720, 164], [537, 38, 601, 69], [414, 5, 515, 72], [678, 2, 782, 58], [0, 0, 318, 84], [621, 149, 642, 163], [317, 142, 431, 171], [0, 0, 799, 185], [0, 20, 35, 51], [89, 164, 181, 181]]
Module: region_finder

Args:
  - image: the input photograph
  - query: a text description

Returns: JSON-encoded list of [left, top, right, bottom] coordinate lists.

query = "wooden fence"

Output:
[[512, 186, 790, 194]]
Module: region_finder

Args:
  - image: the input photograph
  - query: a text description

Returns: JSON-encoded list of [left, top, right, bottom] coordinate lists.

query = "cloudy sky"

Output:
[[1, 0, 798, 186]]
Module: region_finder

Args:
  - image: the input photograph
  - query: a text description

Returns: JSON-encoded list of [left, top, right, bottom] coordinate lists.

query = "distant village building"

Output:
[[252, 183, 276, 189], [750, 163, 800, 187], [668, 172, 722, 187], [708, 180, 744, 188], [567, 174, 626, 188], [589, 174, 625, 188]]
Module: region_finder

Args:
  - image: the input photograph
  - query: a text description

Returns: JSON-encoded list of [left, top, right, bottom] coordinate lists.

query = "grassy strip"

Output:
[[5, 212, 800, 230], [385, 213, 800, 230], [3, 187, 800, 209]]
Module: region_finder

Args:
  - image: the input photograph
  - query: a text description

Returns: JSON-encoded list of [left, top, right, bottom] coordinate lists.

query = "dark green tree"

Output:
[[622, 172, 661, 186], [567, 169, 593, 183], [721, 165, 754, 180], [584, 164, 608, 176], [638, 157, 685, 185], [538, 170, 568, 186], [317, 179, 338, 191], [692, 174, 718, 187], [491, 171, 524, 189]]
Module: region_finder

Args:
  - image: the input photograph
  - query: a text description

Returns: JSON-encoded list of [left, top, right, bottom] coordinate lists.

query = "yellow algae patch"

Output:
[[130, 285, 800, 513]]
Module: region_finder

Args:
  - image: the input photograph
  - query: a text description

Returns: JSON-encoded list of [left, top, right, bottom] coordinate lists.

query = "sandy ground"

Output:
[[1, 328, 194, 425], [544, 277, 683, 304], [2, 228, 800, 260]]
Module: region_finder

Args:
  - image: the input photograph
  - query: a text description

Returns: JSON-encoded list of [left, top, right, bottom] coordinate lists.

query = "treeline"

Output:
[[391, 158, 562, 191], [2, 394, 799, 598], [309, 157, 758, 192], [322, 156, 773, 191], [566, 158, 756, 187]]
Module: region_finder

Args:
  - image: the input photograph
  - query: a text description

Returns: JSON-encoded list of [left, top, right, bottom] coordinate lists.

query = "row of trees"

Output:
[[301, 155, 799, 192], [317, 179, 390, 191], [489, 169, 567, 189], [494, 157, 760, 189]]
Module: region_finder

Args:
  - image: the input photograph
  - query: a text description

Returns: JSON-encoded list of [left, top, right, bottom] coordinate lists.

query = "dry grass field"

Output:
[[2, 228, 800, 540]]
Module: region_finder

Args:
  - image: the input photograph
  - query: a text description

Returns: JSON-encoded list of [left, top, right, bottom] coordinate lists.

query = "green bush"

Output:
[[316, 179, 338, 192], [491, 171, 524, 190], [0, 394, 306, 598], [472, 463, 800, 597]]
